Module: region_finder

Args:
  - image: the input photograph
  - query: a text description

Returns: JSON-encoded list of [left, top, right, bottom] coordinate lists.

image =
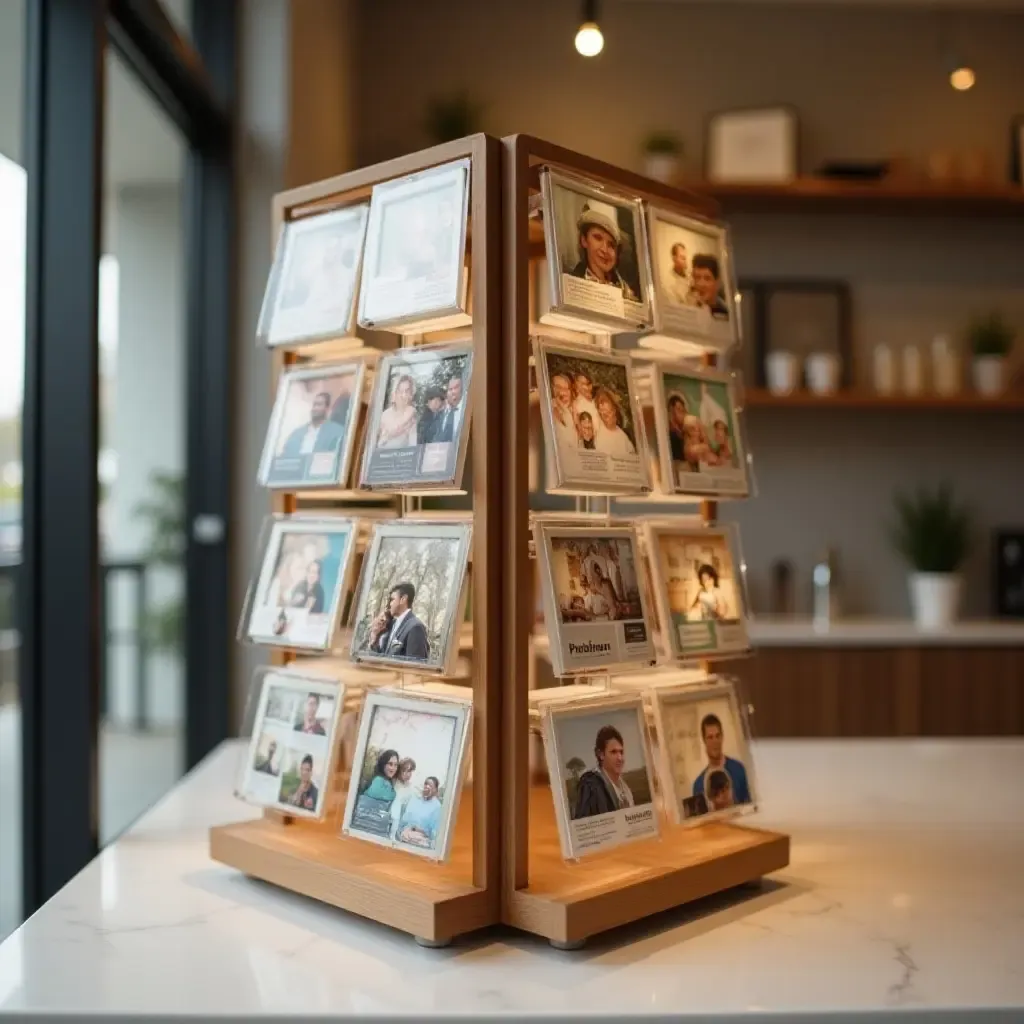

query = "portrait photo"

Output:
[[358, 159, 470, 330], [349, 521, 471, 674], [543, 696, 659, 859], [647, 524, 750, 659], [342, 690, 471, 860], [360, 343, 473, 490], [257, 203, 369, 348], [652, 365, 749, 498], [540, 169, 651, 331], [647, 208, 737, 349], [237, 669, 343, 819], [652, 679, 757, 825], [536, 525, 656, 677], [244, 518, 355, 651], [535, 340, 651, 495], [259, 361, 365, 490]]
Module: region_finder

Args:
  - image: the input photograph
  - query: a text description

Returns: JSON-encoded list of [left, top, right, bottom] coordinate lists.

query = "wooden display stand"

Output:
[[210, 133, 790, 949]]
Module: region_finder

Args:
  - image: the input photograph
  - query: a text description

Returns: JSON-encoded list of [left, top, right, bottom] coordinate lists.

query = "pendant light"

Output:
[[574, 0, 604, 57]]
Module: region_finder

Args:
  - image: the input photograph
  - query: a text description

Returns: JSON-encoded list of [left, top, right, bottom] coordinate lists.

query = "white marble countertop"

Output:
[[749, 615, 1024, 647], [1, 739, 1022, 1022]]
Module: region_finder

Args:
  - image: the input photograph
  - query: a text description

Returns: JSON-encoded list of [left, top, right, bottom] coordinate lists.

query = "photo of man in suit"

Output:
[[367, 582, 430, 662], [427, 374, 464, 445], [281, 391, 346, 458], [691, 712, 751, 805]]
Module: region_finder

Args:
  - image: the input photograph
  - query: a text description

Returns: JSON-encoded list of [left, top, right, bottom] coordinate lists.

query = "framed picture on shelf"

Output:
[[242, 516, 356, 652], [256, 202, 369, 349], [341, 688, 471, 861], [643, 207, 738, 354], [705, 106, 798, 184], [646, 522, 751, 660], [538, 168, 653, 333], [258, 360, 366, 491], [534, 522, 657, 677], [651, 677, 758, 826], [359, 342, 473, 492], [236, 669, 344, 819], [649, 363, 751, 499], [534, 338, 652, 496], [542, 694, 660, 860], [358, 158, 471, 332], [349, 520, 472, 676]]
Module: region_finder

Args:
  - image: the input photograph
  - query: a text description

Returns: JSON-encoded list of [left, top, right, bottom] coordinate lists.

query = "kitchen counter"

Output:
[[749, 616, 1024, 647], [1, 738, 1022, 1021]]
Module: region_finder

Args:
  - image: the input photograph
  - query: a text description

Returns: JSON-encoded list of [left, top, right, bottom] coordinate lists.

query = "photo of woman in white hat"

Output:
[[568, 199, 639, 302]]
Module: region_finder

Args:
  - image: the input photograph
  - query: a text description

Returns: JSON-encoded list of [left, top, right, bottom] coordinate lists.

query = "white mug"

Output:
[[765, 351, 800, 395], [805, 352, 840, 395]]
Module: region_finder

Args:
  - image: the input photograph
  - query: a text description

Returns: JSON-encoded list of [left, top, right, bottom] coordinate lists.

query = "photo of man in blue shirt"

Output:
[[396, 775, 443, 849], [692, 712, 751, 805]]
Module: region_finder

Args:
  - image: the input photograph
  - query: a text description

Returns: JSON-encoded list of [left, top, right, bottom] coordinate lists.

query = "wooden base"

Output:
[[504, 788, 790, 945]]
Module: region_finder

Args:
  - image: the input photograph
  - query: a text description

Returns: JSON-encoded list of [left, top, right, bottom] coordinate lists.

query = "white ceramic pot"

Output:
[[805, 352, 840, 395], [765, 351, 800, 395], [644, 153, 680, 185], [908, 572, 961, 630], [872, 344, 896, 395], [972, 356, 1006, 397]]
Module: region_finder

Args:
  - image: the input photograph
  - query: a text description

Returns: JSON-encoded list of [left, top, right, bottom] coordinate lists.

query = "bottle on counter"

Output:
[[770, 559, 795, 616], [812, 548, 841, 628]]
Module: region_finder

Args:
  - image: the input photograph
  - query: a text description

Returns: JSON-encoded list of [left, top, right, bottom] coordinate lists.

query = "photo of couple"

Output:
[[360, 344, 473, 489], [343, 691, 470, 859]]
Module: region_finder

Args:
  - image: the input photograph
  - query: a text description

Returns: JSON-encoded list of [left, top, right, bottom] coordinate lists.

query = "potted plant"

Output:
[[890, 483, 971, 629], [424, 91, 482, 145], [642, 131, 683, 184], [967, 311, 1015, 396]]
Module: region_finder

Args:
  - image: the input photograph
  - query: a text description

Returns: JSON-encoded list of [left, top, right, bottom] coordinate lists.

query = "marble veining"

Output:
[[0, 739, 1022, 1021]]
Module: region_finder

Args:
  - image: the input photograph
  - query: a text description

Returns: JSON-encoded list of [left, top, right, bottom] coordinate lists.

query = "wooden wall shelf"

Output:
[[742, 388, 1024, 411], [696, 178, 1024, 217]]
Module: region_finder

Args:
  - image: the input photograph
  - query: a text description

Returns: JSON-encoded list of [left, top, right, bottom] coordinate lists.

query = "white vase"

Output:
[[644, 153, 680, 185], [765, 351, 800, 395], [972, 356, 1006, 396], [908, 572, 961, 630], [805, 352, 840, 395]]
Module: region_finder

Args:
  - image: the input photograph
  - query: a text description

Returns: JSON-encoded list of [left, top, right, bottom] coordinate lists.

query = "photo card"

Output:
[[534, 339, 651, 495], [257, 203, 369, 349], [359, 342, 473, 491], [646, 523, 750, 659], [542, 694, 659, 860], [650, 363, 750, 498], [342, 688, 471, 860], [237, 668, 343, 819], [644, 207, 738, 353], [535, 522, 657, 677], [539, 168, 652, 333], [258, 360, 366, 490], [358, 158, 471, 332], [349, 520, 472, 675], [651, 677, 757, 826], [243, 516, 356, 652]]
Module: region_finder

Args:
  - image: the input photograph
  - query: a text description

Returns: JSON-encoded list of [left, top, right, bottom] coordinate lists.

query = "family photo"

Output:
[[350, 523, 471, 672], [245, 520, 354, 650], [343, 692, 470, 859], [653, 681, 756, 824], [259, 203, 369, 348], [260, 362, 364, 488], [550, 535, 644, 625], [360, 345, 473, 488]]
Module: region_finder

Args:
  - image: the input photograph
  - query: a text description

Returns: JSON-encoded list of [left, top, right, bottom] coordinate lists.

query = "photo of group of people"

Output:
[[360, 344, 473, 489], [652, 365, 750, 498], [257, 203, 369, 349], [536, 525, 656, 677], [543, 696, 659, 859], [541, 170, 651, 331], [535, 340, 650, 495], [342, 690, 470, 859], [239, 671, 341, 818], [358, 159, 470, 331], [647, 525, 750, 659], [350, 521, 471, 674], [652, 679, 757, 825], [244, 519, 355, 651], [259, 362, 365, 489]]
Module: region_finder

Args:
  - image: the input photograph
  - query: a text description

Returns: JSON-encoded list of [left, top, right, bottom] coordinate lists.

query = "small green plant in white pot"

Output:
[[642, 131, 683, 185], [890, 484, 971, 629], [967, 311, 1015, 396]]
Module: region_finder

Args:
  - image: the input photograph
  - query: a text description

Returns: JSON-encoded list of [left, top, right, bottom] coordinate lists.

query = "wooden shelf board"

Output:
[[695, 178, 1024, 216], [742, 388, 1024, 411], [505, 787, 790, 943]]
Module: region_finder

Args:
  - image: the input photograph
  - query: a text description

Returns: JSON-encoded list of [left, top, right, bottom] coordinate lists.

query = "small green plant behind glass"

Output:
[[642, 131, 682, 156], [890, 483, 971, 574], [424, 92, 482, 144], [967, 311, 1015, 358]]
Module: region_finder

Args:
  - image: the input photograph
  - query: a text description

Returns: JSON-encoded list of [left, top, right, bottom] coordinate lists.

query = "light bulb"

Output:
[[575, 21, 604, 57], [949, 65, 975, 91]]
